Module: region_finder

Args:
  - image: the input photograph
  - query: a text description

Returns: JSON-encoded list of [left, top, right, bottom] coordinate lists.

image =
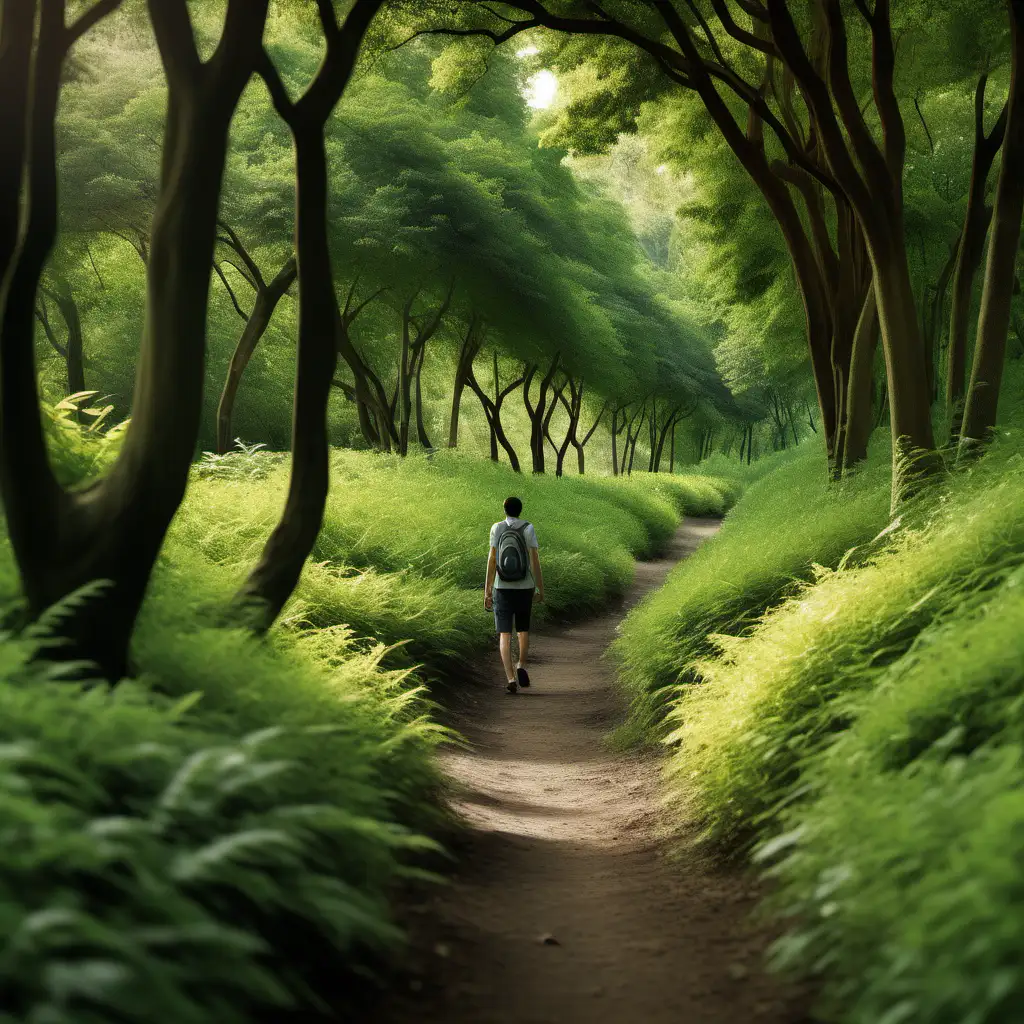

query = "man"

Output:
[[484, 496, 544, 693]]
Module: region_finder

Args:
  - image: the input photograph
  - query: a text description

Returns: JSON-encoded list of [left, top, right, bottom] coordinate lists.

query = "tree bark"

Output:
[[843, 282, 879, 471], [215, 254, 296, 453], [235, 0, 383, 629], [448, 313, 483, 448], [0, 0, 269, 678], [948, 76, 1008, 442], [523, 354, 560, 473], [961, 0, 1024, 449]]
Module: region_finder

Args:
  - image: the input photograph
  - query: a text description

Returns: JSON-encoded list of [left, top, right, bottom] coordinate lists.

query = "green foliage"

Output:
[[0, 631, 440, 1023], [43, 392, 126, 487], [0, 438, 738, 1022], [613, 367, 1024, 1022], [612, 444, 892, 747]]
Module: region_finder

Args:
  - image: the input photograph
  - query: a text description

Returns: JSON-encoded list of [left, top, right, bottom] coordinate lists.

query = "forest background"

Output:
[[2, 1, 1024, 1023]]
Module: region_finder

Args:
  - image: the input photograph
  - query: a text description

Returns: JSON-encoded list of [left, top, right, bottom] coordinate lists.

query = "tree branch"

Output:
[[216, 219, 265, 290], [914, 92, 934, 155], [66, 0, 123, 47], [213, 262, 251, 321]]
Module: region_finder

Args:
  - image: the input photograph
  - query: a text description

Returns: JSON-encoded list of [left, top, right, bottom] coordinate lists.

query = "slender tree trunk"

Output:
[[52, 278, 85, 396], [523, 355, 559, 473], [467, 359, 522, 471], [234, 0, 383, 628], [610, 406, 622, 476], [216, 255, 296, 453], [413, 342, 432, 449], [961, 0, 1024, 449], [38, 277, 86, 398], [948, 77, 1007, 442], [572, 393, 605, 475], [871, 235, 939, 484], [448, 314, 482, 449], [843, 283, 879, 470], [398, 299, 413, 455], [236, 123, 336, 625]]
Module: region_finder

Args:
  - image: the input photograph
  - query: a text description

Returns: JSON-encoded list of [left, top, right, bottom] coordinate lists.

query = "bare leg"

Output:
[[517, 631, 530, 669], [499, 632, 515, 682]]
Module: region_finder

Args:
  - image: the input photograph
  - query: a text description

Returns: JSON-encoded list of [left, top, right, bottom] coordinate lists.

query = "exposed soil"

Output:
[[379, 519, 812, 1024]]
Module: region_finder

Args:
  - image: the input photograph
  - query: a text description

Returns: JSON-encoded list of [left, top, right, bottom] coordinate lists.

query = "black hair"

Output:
[[503, 496, 523, 518]]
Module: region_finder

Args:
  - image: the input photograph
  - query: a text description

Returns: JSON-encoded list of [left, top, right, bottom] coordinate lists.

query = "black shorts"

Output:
[[493, 587, 533, 634]]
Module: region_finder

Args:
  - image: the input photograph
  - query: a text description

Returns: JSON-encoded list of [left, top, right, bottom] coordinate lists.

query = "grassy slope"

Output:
[[0, 421, 733, 1024], [616, 371, 1024, 1023]]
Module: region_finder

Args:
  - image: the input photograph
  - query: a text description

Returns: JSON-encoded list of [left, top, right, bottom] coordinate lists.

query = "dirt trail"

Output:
[[381, 519, 810, 1024]]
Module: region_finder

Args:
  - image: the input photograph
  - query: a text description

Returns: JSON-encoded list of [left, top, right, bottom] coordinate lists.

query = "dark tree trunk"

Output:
[[335, 305, 394, 452], [216, 254, 296, 453], [398, 283, 452, 455], [234, 0, 383, 628], [467, 356, 523, 472], [948, 76, 1007, 442], [610, 405, 625, 476], [843, 283, 879, 471], [449, 313, 483, 449], [572, 393, 606, 476], [523, 355, 560, 473], [36, 276, 86, 398], [961, 1, 1024, 449], [413, 343, 432, 449], [0, 0, 270, 678]]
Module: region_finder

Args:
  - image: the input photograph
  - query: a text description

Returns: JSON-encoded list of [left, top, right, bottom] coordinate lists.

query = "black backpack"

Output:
[[496, 522, 531, 582]]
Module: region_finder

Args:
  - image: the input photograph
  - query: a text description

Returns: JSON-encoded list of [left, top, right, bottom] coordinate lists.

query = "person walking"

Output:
[[484, 496, 544, 693]]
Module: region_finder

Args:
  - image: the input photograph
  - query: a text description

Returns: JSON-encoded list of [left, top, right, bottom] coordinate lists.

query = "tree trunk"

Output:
[[467, 358, 523, 472], [0, 0, 270, 678], [413, 342, 432, 449], [448, 314, 483, 448], [235, 125, 335, 627], [215, 255, 296, 453], [871, 235, 939, 488], [948, 76, 1007, 442], [610, 406, 622, 476], [234, 0, 383, 628], [398, 299, 413, 455], [929, 234, 958, 405], [523, 355, 559, 473], [961, 0, 1024, 449], [572, 394, 606, 476], [843, 283, 879, 471]]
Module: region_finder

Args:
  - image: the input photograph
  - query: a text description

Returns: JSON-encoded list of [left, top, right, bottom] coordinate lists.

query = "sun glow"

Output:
[[525, 69, 557, 109]]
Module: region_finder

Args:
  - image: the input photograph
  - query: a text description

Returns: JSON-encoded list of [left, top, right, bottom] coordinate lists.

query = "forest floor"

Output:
[[379, 519, 812, 1024]]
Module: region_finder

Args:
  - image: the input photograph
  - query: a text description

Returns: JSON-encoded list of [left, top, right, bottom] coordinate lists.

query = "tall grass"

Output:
[[619, 367, 1024, 1022], [0, 418, 736, 1023], [611, 443, 892, 746]]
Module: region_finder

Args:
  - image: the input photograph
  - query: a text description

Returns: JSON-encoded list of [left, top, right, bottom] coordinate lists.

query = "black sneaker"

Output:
[[516, 666, 530, 688], [506, 679, 518, 693]]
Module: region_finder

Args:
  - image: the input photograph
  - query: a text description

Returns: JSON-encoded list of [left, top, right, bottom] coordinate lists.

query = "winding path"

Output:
[[382, 519, 810, 1024]]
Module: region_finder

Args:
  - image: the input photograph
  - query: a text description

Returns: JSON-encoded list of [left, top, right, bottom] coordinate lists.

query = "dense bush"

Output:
[[0, 416, 735, 1023], [620, 380, 1024, 1022], [611, 444, 892, 746]]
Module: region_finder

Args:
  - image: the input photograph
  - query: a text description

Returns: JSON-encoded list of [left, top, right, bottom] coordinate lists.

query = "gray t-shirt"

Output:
[[490, 517, 539, 590]]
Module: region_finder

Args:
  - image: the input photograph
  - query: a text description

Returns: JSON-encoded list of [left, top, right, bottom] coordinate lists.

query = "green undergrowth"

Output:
[[0, 424, 735, 1024], [611, 442, 892, 746], [176, 448, 735, 648], [621, 375, 1024, 1022]]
